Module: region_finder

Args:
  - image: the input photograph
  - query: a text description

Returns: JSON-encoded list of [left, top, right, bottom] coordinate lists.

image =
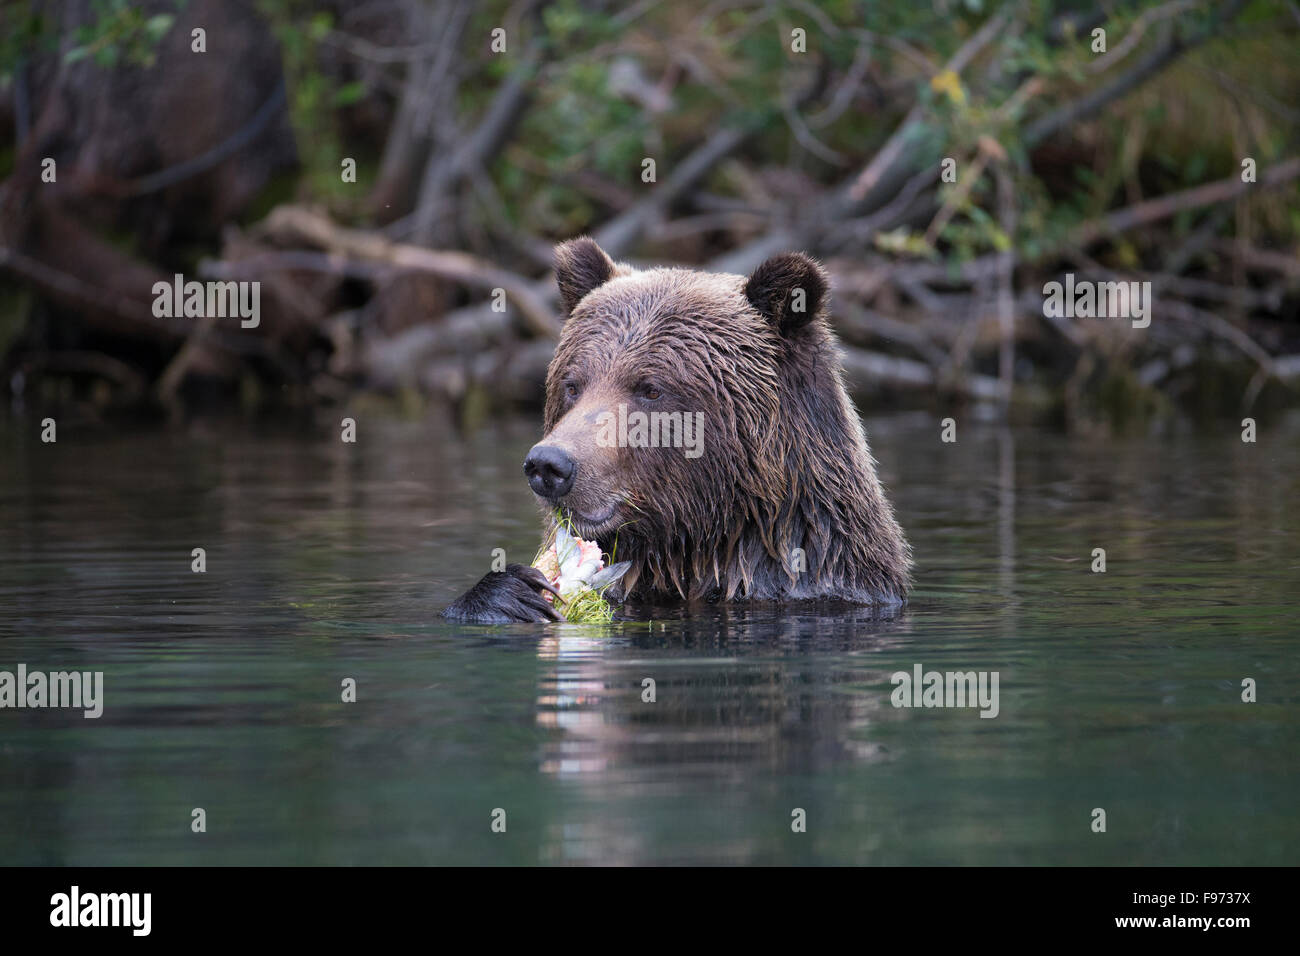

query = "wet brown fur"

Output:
[[538, 237, 911, 606]]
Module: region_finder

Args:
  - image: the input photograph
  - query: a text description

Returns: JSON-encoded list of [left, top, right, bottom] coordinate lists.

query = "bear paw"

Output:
[[442, 564, 564, 624]]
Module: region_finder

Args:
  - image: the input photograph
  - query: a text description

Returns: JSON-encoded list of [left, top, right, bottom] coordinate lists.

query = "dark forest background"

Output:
[[1, 0, 1298, 431]]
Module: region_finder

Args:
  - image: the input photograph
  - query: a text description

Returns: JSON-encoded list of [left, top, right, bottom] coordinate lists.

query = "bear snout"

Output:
[[524, 444, 577, 500]]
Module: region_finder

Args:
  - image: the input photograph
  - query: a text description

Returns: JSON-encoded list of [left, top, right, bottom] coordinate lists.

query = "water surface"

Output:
[[1, 412, 1297, 864]]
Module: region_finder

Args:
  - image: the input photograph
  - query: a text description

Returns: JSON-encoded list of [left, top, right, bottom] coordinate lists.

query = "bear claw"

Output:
[[442, 564, 564, 624]]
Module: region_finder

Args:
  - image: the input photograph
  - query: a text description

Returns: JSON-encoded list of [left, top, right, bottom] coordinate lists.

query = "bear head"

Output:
[[525, 237, 910, 604]]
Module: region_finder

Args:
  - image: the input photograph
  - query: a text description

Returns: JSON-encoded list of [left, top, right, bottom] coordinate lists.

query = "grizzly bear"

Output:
[[443, 238, 911, 623]]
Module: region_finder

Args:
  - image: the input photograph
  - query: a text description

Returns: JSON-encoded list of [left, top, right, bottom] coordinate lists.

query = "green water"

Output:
[[1, 413, 1296, 865]]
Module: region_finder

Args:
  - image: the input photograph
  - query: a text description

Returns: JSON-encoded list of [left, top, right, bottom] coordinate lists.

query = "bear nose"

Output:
[[524, 445, 576, 500]]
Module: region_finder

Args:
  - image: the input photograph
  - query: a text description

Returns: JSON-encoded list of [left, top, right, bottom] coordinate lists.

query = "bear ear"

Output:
[[744, 252, 829, 336], [555, 237, 618, 315]]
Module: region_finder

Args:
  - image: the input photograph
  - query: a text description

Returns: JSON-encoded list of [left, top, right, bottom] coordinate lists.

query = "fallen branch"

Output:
[[847, 7, 1011, 203], [1211, 239, 1300, 279], [410, 37, 545, 244], [365, 118, 760, 386], [838, 343, 1006, 403], [258, 205, 562, 339], [1024, 0, 1248, 147], [1077, 157, 1300, 246], [1087, 0, 1202, 75], [882, 156, 1300, 287]]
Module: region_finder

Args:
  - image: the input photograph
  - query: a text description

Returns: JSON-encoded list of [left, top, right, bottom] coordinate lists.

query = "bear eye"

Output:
[[642, 385, 662, 401], [564, 382, 579, 399]]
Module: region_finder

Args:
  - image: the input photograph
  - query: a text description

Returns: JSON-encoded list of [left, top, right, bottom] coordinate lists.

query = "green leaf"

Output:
[[333, 81, 366, 107], [144, 14, 173, 40]]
